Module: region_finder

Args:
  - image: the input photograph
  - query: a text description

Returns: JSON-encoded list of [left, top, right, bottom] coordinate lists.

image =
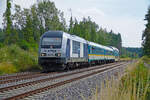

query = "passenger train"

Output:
[[38, 31, 119, 71]]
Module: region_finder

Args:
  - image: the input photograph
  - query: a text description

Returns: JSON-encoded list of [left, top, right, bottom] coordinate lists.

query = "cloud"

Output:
[[77, 8, 105, 17], [13, 0, 36, 8], [52, 1, 146, 47], [70, 7, 145, 47]]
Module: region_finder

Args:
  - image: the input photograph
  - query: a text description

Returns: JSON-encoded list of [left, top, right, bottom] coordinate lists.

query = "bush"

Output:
[[0, 45, 41, 75], [0, 43, 4, 48], [142, 56, 150, 65], [0, 62, 17, 75], [17, 40, 31, 50]]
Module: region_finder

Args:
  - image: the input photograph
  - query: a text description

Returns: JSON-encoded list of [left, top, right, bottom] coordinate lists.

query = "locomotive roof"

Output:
[[42, 31, 87, 43], [42, 31, 63, 37], [88, 41, 113, 51], [63, 32, 87, 43]]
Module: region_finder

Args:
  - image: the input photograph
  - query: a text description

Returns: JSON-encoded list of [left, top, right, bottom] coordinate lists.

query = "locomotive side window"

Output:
[[72, 40, 80, 54]]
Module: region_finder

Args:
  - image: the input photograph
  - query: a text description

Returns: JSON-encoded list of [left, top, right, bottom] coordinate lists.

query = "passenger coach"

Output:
[[88, 42, 115, 65]]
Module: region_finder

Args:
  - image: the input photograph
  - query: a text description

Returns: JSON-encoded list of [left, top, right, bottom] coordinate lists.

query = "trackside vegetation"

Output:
[[0, 45, 40, 75], [92, 57, 150, 100]]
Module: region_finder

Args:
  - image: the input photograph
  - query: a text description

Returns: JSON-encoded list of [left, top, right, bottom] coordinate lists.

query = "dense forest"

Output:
[[0, 0, 122, 52]]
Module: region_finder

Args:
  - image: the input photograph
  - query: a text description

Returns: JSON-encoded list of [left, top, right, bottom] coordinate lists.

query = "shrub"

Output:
[[0, 43, 4, 48], [17, 40, 31, 50], [0, 62, 17, 75], [0, 44, 41, 75]]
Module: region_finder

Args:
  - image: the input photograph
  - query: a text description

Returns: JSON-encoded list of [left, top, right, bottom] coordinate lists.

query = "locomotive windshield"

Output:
[[41, 37, 62, 48]]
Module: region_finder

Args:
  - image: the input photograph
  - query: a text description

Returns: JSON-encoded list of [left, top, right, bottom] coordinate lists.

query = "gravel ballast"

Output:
[[23, 62, 131, 100], [0, 63, 126, 99], [0, 63, 112, 88]]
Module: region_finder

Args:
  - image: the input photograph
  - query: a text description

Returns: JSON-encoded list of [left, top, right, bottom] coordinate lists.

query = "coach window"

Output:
[[90, 47, 92, 54]]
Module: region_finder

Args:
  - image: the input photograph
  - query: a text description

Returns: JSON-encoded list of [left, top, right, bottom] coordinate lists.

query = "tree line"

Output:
[[121, 47, 143, 58], [143, 7, 150, 57], [0, 0, 122, 52]]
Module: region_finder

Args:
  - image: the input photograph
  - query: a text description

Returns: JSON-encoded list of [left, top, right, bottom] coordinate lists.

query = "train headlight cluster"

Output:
[[41, 53, 46, 56], [55, 53, 61, 57]]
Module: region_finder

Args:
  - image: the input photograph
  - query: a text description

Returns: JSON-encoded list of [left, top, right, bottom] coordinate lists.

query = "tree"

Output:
[[23, 9, 34, 43], [3, 0, 12, 44], [69, 16, 74, 34], [117, 33, 122, 55], [142, 7, 150, 56], [31, 5, 41, 42], [37, 1, 62, 31], [1, 0, 122, 53], [58, 11, 67, 32], [0, 29, 5, 44], [67, 16, 122, 49]]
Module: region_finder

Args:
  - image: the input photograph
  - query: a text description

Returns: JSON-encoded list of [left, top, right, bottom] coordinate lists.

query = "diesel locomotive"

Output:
[[38, 31, 119, 71]]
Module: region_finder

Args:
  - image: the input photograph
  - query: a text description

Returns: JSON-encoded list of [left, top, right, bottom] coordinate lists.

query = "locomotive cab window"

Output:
[[41, 37, 62, 48]]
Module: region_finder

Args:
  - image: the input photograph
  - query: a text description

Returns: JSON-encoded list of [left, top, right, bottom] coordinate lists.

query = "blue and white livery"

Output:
[[38, 31, 119, 71]]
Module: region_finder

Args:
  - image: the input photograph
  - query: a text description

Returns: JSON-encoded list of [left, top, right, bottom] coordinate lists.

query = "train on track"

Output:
[[38, 31, 119, 71]]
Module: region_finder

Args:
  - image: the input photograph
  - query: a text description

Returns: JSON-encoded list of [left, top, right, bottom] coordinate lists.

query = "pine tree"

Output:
[[142, 7, 150, 56], [31, 5, 40, 42], [69, 16, 74, 34], [23, 10, 34, 43], [37, 1, 61, 31], [117, 33, 122, 55], [3, 0, 12, 44]]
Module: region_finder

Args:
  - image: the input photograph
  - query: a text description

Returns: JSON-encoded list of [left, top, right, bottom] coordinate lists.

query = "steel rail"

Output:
[[2, 62, 128, 100]]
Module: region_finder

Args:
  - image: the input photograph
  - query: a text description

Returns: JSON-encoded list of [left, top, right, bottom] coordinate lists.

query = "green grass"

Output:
[[0, 45, 41, 75], [142, 56, 150, 65], [91, 57, 150, 100]]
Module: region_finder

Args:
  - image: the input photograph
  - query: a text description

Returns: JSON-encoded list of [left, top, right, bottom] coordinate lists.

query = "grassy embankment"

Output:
[[120, 57, 132, 61], [92, 56, 150, 100], [0, 45, 41, 75]]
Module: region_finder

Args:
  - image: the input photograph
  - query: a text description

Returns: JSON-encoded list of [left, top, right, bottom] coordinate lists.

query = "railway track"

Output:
[[0, 72, 58, 85], [0, 61, 130, 100], [0, 72, 40, 80], [0, 62, 122, 92], [0, 62, 120, 86]]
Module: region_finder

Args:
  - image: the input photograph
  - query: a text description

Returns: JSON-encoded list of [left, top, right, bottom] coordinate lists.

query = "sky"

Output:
[[0, 0, 149, 47]]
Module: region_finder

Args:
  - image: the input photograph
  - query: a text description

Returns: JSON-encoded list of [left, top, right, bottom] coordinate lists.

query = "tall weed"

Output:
[[91, 57, 150, 100]]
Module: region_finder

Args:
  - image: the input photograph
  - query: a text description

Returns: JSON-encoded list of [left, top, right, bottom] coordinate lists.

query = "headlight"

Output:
[[55, 53, 61, 57], [41, 53, 46, 56]]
